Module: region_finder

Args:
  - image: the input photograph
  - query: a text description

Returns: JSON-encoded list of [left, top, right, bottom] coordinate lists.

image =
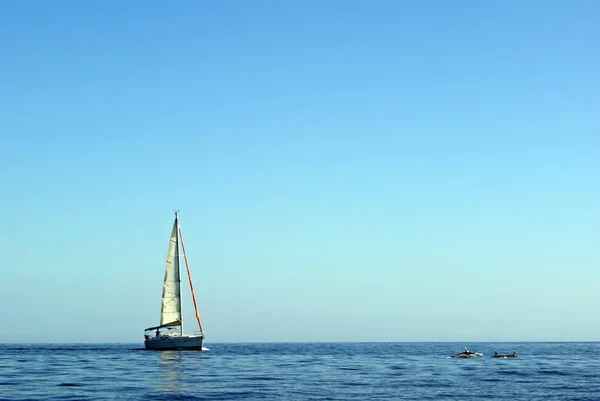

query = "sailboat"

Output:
[[144, 211, 205, 350]]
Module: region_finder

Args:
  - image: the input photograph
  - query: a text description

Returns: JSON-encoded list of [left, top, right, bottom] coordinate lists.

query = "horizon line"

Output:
[[1, 340, 598, 345]]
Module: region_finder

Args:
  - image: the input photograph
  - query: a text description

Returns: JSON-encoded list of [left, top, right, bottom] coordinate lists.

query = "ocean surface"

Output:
[[0, 342, 598, 400]]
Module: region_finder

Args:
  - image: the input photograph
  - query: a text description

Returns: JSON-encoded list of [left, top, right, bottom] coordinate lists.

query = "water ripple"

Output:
[[0, 342, 598, 400]]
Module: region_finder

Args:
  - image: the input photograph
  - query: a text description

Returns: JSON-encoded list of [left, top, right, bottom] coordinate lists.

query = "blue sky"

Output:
[[1, 0, 598, 343]]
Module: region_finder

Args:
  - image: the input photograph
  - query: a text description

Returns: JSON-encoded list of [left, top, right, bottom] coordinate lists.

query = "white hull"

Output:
[[144, 335, 204, 350]]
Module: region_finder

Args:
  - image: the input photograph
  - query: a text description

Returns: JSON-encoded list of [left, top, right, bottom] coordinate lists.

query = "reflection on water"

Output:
[[157, 351, 183, 393]]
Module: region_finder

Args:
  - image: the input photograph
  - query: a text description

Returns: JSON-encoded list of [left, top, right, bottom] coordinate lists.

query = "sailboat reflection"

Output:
[[157, 351, 183, 393]]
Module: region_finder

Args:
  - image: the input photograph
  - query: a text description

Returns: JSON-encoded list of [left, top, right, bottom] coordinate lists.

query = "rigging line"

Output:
[[178, 224, 204, 334]]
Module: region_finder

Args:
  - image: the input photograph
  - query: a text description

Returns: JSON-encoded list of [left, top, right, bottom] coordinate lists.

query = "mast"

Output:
[[178, 219, 204, 334], [175, 210, 183, 334]]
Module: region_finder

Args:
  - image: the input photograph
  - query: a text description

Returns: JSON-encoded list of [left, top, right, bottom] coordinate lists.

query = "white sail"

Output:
[[160, 218, 182, 326]]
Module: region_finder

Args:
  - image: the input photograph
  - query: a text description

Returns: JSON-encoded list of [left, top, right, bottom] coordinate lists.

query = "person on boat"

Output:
[[494, 352, 500, 357], [463, 347, 472, 355], [156, 329, 161, 337], [512, 352, 517, 357]]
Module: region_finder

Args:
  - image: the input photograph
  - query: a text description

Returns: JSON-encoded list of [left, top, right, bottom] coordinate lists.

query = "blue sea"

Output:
[[0, 342, 598, 400]]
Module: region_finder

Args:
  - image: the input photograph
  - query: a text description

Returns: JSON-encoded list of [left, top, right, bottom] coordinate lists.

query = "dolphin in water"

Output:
[[451, 347, 482, 358], [493, 352, 517, 358]]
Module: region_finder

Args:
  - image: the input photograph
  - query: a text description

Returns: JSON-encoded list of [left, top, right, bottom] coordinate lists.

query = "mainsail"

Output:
[[160, 217, 182, 327]]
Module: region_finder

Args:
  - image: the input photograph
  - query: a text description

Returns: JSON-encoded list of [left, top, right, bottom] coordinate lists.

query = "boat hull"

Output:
[[144, 335, 204, 350]]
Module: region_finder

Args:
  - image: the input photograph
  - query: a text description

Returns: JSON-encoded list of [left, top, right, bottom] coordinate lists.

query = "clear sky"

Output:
[[1, 0, 598, 343]]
